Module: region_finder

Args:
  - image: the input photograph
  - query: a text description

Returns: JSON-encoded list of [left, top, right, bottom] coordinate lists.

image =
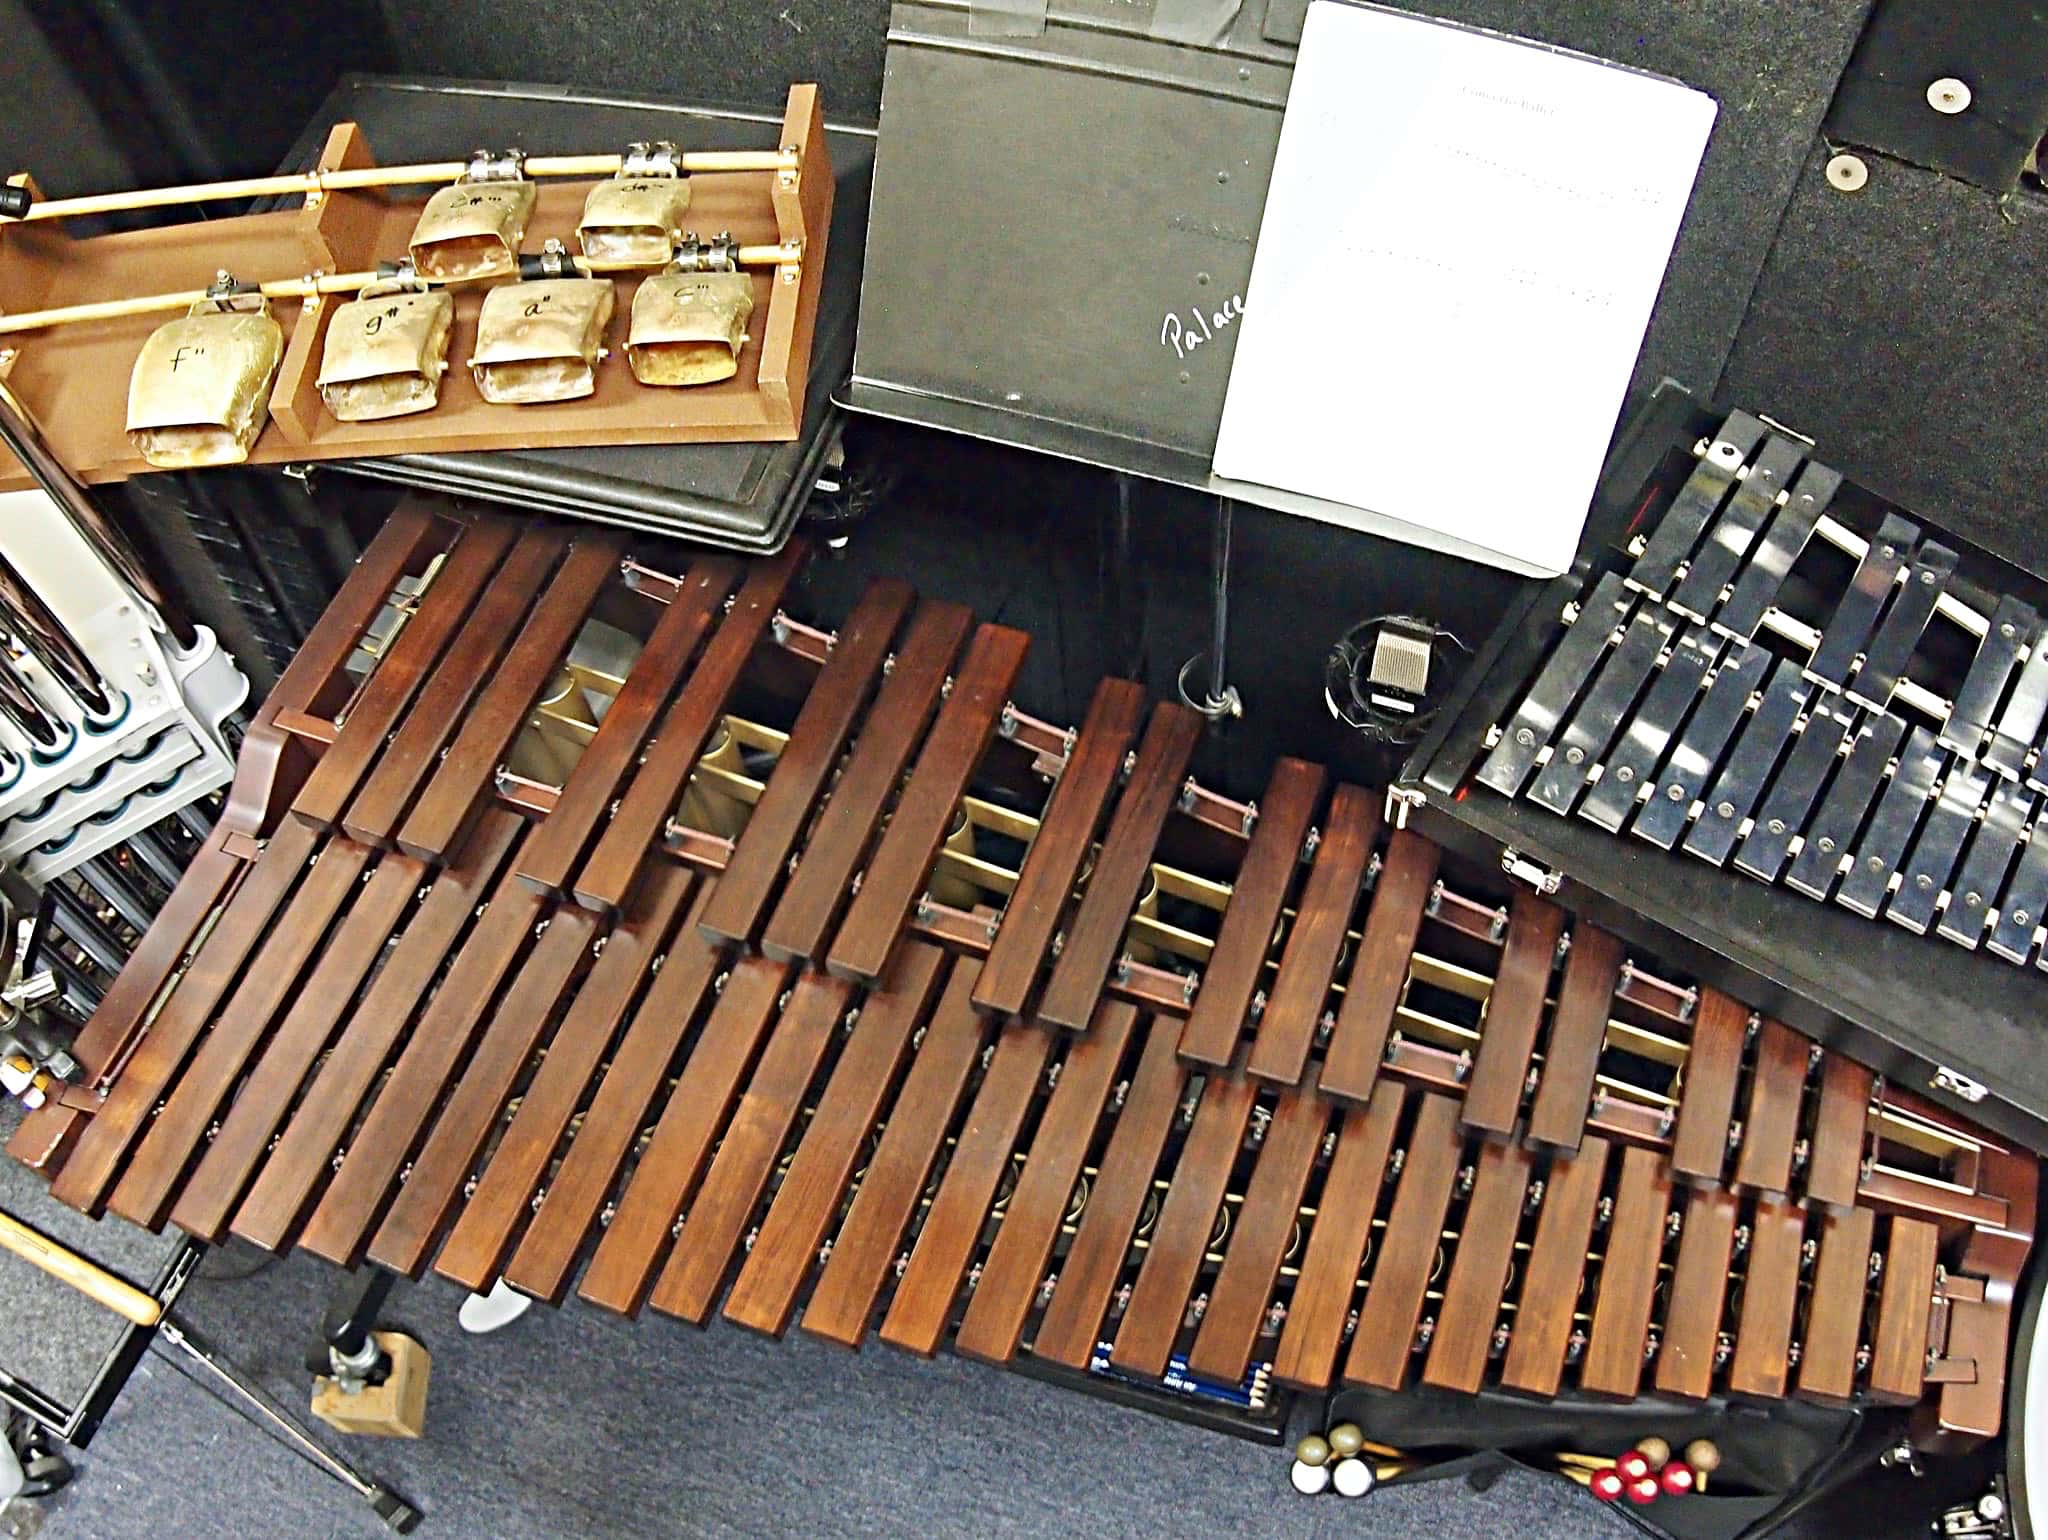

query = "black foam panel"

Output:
[[1719, 149, 2048, 577]]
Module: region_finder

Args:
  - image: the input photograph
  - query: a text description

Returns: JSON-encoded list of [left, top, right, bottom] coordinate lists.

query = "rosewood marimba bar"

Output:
[[11, 500, 2033, 1441]]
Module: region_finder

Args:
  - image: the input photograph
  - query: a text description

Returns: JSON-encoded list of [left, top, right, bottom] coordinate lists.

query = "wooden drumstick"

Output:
[[0, 1210, 161, 1327], [0, 242, 803, 338], [0, 147, 802, 226], [0, 271, 379, 336]]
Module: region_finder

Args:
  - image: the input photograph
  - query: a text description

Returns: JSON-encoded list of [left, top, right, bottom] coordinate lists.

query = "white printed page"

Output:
[[1211, 1, 1717, 576]]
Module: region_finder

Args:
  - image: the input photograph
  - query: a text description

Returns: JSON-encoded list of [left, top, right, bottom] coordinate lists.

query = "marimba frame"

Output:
[[11, 496, 2034, 1451]]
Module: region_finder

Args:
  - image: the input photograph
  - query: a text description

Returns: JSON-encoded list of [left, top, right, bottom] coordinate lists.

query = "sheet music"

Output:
[[1211, 1, 1717, 576]]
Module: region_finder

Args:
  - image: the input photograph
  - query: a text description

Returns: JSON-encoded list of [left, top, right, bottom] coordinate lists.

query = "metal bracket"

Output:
[[363, 256, 429, 298], [672, 231, 741, 273], [1500, 847, 1562, 895], [1932, 1065, 1989, 1104], [1177, 654, 1241, 722], [526, 237, 574, 278], [204, 269, 255, 302], [620, 140, 684, 178], [463, 146, 527, 183], [1385, 784, 1426, 828]]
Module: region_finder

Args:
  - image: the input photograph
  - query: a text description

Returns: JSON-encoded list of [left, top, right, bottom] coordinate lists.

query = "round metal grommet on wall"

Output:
[[1826, 152, 1869, 192], [1927, 77, 1972, 114]]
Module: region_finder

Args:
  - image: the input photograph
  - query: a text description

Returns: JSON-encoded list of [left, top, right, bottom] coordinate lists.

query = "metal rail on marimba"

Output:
[[10, 501, 2033, 1443]]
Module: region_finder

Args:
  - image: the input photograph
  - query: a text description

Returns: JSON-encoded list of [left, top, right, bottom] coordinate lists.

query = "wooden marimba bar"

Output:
[[10, 502, 2033, 1441]]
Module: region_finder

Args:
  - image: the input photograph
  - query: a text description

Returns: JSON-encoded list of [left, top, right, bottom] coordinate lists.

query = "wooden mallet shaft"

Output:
[[4, 147, 801, 225], [0, 270, 380, 334], [0, 1209, 161, 1327], [0, 241, 802, 336]]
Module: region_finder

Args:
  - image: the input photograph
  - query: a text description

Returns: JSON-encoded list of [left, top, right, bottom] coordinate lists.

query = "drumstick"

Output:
[[0, 147, 801, 226], [0, 1210, 162, 1327], [0, 242, 802, 338], [0, 271, 379, 336]]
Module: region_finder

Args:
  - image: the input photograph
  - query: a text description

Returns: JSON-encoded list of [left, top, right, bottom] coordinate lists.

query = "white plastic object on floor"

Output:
[[457, 1279, 534, 1335]]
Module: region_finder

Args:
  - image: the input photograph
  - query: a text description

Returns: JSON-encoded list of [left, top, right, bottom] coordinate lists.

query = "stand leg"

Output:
[[1108, 473, 1147, 681], [154, 1316, 421, 1533], [312, 1266, 399, 1375], [1178, 496, 1243, 722]]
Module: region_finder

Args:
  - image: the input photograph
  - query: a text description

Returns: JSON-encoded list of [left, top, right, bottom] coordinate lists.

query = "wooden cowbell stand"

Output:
[[0, 83, 832, 487]]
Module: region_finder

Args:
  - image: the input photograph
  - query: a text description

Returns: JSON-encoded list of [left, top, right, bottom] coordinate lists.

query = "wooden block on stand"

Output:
[[311, 1331, 430, 1439]]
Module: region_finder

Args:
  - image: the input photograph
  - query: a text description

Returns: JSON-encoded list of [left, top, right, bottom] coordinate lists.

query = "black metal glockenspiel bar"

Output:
[[1474, 408, 2048, 976]]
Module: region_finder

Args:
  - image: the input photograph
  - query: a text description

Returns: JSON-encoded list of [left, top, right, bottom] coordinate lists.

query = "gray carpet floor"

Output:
[[17, 1247, 1634, 1540]]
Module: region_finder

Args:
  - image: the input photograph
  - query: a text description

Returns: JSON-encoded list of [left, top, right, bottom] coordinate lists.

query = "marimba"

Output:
[[11, 500, 2032, 1443]]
